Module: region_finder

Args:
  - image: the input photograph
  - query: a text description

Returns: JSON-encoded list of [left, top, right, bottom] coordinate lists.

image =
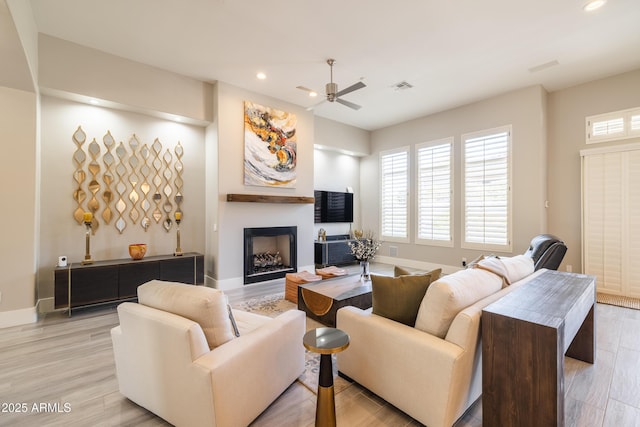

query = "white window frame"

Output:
[[379, 146, 410, 243], [461, 125, 512, 252], [586, 107, 640, 144], [415, 138, 454, 247]]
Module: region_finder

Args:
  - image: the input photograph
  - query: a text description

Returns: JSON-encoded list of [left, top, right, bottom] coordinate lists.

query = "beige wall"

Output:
[[211, 82, 316, 289], [38, 35, 213, 125], [363, 85, 548, 270], [0, 87, 38, 324], [37, 96, 207, 304], [34, 36, 213, 310], [547, 69, 640, 273], [3, 0, 38, 92], [314, 116, 370, 156], [313, 116, 370, 237]]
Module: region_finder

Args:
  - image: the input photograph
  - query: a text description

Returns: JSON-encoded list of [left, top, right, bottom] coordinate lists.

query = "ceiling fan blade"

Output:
[[336, 97, 361, 110], [306, 99, 326, 111], [335, 81, 366, 97]]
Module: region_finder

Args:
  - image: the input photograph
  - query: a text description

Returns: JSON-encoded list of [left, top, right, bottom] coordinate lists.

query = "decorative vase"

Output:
[[360, 260, 371, 281], [129, 243, 147, 260]]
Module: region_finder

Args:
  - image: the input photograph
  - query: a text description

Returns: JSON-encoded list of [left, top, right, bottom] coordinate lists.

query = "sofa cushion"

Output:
[[371, 274, 435, 326], [137, 280, 234, 349], [394, 266, 442, 282], [414, 268, 503, 338]]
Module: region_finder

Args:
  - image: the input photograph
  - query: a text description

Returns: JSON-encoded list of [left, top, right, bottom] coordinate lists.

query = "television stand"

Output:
[[314, 235, 356, 267]]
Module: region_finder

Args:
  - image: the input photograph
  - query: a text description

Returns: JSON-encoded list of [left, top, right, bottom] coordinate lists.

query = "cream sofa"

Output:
[[111, 280, 306, 427], [337, 256, 545, 427]]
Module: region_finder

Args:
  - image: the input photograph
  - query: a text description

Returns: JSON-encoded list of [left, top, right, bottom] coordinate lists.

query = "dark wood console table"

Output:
[[54, 252, 204, 314], [482, 270, 596, 427], [314, 239, 356, 267]]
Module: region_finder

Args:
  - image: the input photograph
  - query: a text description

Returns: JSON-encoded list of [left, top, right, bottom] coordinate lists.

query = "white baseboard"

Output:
[[0, 306, 38, 329], [37, 297, 55, 314], [375, 255, 462, 275]]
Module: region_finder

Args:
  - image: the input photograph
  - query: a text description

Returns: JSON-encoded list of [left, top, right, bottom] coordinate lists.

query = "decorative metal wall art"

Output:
[[102, 131, 115, 225], [71, 126, 185, 234], [140, 144, 151, 231], [87, 139, 101, 233], [72, 127, 87, 224], [151, 138, 163, 224]]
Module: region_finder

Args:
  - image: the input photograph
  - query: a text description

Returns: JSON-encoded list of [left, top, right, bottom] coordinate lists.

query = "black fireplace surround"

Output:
[[244, 226, 297, 284]]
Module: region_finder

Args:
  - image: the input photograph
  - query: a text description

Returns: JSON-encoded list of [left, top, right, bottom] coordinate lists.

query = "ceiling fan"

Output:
[[298, 59, 366, 110]]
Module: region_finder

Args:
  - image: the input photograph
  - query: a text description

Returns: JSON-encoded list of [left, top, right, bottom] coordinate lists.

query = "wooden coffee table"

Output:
[[298, 274, 372, 327]]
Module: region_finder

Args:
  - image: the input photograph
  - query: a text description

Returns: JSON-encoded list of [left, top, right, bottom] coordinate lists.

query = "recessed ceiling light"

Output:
[[583, 0, 606, 12], [309, 91, 318, 97], [89, 99, 99, 105], [256, 72, 266, 80]]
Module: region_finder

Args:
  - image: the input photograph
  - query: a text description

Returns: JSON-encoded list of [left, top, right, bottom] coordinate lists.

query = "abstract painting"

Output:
[[244, 101, 297, 187]]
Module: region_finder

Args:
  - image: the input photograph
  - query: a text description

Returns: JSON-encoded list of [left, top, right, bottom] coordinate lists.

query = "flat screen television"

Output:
[[314, 190, 354, 223]]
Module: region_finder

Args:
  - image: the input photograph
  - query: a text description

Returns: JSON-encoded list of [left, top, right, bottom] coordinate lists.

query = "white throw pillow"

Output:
[[137, 280, 235, 349], [474, 254, 535, 287], [414, 268, 503, 338], [500, 255, 535, 284]]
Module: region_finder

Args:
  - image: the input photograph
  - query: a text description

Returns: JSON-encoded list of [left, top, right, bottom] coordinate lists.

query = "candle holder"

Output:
[[174, 213, 183, 256], [82, 218, 94, 265]]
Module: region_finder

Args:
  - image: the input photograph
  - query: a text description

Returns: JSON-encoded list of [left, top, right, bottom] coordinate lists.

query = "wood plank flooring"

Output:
[[1, 264, 639, 426]]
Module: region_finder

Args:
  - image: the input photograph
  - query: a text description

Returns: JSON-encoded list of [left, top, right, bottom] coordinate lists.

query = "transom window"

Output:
[[586, 107, 640, 144]]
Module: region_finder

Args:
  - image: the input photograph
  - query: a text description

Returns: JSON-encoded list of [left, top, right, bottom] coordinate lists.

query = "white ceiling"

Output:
[[29, 0, 640, 131]]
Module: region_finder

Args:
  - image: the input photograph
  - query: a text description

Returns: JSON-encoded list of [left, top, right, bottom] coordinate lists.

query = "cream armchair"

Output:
[[111, 280, 306, 427]]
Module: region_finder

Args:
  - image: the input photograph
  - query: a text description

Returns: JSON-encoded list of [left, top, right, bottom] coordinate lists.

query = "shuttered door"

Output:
[[582, 143, 640, 297]]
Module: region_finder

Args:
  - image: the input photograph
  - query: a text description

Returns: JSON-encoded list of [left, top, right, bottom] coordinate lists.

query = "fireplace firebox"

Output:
[[244, 226, 297, 284]]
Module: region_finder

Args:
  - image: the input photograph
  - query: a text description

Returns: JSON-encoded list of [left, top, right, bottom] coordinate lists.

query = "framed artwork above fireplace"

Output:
[[243, 101, 297, 188]]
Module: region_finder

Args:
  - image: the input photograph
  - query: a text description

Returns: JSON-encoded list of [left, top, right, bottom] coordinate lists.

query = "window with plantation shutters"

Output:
[[586, 107, 640, 144], [462, 126, 512, 251], [380, 147, 409, 242], [416, 138, 453, 246]]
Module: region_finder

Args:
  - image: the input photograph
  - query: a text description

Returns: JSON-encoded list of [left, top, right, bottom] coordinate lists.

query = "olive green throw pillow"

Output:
[[371, 274, 434, 326], [394, 266, 442, 282]]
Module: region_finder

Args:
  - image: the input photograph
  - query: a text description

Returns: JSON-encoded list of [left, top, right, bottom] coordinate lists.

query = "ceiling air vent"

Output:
[[393, 81, 414, 91]]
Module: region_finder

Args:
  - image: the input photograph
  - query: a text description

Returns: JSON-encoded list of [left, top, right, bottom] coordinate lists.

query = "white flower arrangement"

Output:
[[348, 231, 382, 261]]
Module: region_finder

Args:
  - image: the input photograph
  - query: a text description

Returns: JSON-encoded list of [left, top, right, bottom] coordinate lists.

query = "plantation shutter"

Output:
[[380, 148, 408, 240], [463, 128, 510, 250], [416, 140, 452, 245], [632, 113, 640, 132], [582, 144, 640, 298]]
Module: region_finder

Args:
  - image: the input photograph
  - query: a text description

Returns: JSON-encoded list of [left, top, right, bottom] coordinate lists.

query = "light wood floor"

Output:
[[2, 264, 640, 426]]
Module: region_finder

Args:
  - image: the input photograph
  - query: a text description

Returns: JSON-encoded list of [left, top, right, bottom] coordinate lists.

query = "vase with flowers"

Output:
[[347, 231, 381, 281]]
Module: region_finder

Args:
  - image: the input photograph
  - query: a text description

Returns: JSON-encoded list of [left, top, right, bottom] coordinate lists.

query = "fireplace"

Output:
[[244, 226, 297, 284]]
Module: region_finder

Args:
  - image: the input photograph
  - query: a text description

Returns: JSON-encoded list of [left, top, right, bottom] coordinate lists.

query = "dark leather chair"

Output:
[[523, 234, 567, 271]]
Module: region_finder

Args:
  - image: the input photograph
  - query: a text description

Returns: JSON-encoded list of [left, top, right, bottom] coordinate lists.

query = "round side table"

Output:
[[303, 327, 350, 427]]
